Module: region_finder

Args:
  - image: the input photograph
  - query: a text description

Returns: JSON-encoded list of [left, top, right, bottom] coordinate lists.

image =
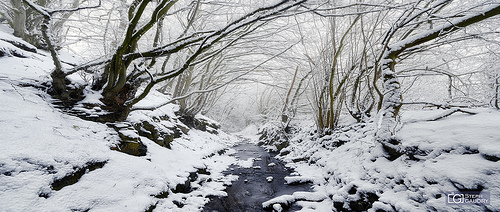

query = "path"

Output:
[[203, 140, 312, 212]]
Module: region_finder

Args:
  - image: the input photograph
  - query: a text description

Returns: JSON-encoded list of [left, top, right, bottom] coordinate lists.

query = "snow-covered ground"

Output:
[[263, 109, 500, 211], [2, 23, 499, 212], [0, 26, 240, 212]]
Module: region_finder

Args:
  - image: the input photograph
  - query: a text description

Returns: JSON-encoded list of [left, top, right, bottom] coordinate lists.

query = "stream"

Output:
[[203, 141, 312, 212]]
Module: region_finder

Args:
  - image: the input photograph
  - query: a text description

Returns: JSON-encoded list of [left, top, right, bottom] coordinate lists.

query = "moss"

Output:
[[132, 119, 181, 149], [51, 161, 107, 191], [116, 141, 147, 156], [176, 124, 190, 135]]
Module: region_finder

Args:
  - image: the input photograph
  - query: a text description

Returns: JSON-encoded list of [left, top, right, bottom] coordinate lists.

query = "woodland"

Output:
[[1, 0, 500, 211]]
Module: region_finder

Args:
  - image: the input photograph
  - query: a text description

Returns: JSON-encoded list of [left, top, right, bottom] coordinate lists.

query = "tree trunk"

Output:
[[11, 0, 27, 40], [98, 47, 135, 120], [374, 4, 500, 159], [35, 15, 68, 99], [375, 57, 403, 159]]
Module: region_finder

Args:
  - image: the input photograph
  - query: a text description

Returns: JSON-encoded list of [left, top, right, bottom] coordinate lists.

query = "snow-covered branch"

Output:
[[22, 0, 101, 17], [388, 3, 500, 58], [303, 1, 414, 17], [131, 40, 298, 111], [125, 0, 307, 107]]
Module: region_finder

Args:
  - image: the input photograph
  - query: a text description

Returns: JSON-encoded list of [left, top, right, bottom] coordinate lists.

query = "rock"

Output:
[[115, 140, 147, 157], [132, 117, 187, 149], [171, 177, 192, 194], [267, 176, 274, 182], [154, 191, 169, 199], [177, 112, 220, 133], [258, 124, 295, 151], [51, 161, 107, 191], [333, 190, 379, 211], [482, 153, 500, 162], [176, 123, 190, 135], [109, 123, 147, 156], [118, 128, 140, 142], [273, 203, 283, 212]]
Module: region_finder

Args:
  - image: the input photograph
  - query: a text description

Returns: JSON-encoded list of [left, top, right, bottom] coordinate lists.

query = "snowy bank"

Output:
[[0, 26, 238, 212], [266, 109, 500, 211]]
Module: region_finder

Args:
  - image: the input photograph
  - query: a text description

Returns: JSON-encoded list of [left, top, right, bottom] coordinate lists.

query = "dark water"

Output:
[[203, 142, 312, 212]]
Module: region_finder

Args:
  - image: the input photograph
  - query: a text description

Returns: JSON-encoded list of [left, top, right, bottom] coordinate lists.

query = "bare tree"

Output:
[[64, 0, 308, 121], [302, 1, 390, 133], [20, 0, 101, 100], [1, 0, 83, 49], [373, 0, 500, 157]]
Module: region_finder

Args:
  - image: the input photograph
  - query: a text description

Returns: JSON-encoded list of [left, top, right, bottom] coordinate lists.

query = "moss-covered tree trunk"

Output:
[[92, 0, 179, 121], [97, 47, 136, 121]]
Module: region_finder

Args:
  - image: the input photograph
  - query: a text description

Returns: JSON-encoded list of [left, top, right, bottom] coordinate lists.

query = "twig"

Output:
[[426, 108, 477, 121], [9, 80, 26, 101], [404, 107, 477, 124], [402, 101, 471, 109]]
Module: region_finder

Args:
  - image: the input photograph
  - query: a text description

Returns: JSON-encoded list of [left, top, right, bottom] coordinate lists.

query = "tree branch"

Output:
[[388, 4, 500, 58], [131, 40, 298, 111]]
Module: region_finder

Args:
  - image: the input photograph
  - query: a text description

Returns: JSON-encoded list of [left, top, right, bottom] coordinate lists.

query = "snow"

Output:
[[0, 25, 37, 53], [236, 157, 255, 168], [273, 203, 283, 212], [2, 14, 500, 211], [269, 108, 500, 211], [234, 124, 261, 141], [388, 3, 500, 54], [262, 191, 326, 209], [0, 27, 240, 212]]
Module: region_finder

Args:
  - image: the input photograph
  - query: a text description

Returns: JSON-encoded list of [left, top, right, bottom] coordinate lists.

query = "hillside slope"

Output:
[[0, 25, 238, 212]]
